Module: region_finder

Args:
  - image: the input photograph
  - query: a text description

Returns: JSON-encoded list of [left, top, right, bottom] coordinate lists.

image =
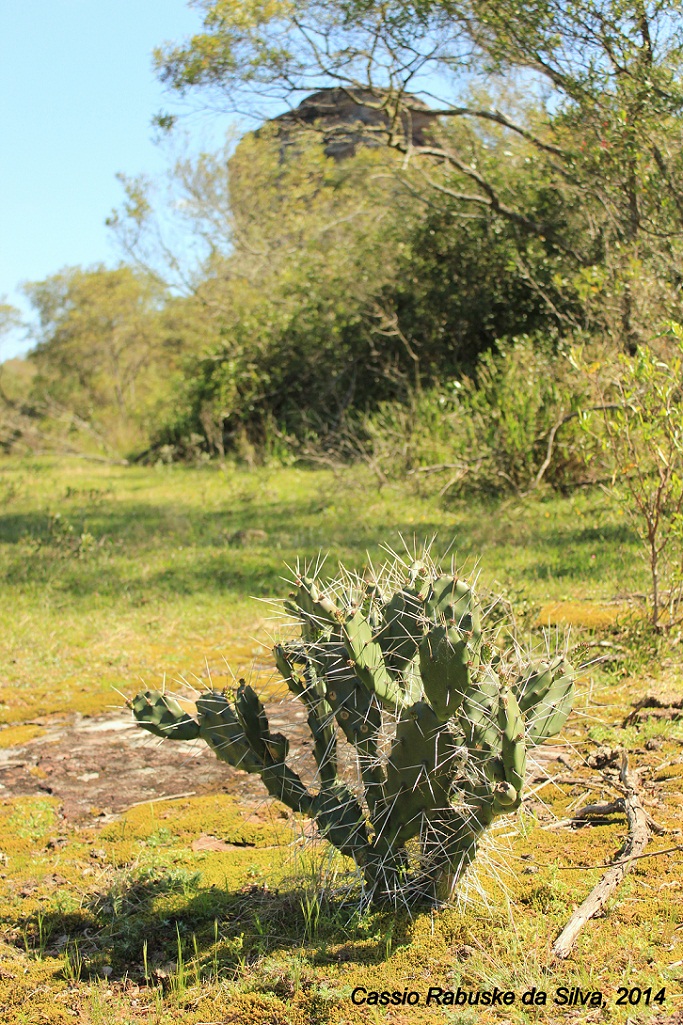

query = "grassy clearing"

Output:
[[0, 455, 682, 1024], [0, 456, 644, 725]]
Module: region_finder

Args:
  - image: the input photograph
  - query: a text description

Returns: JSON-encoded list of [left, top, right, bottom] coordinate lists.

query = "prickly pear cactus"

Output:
[[130, 550, 575, 907]]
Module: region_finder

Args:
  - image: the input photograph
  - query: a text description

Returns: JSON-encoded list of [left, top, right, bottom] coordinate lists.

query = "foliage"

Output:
[[115, 121, 580, 458], [106, 0, 683, 461], [30, 0, 683, 464], [7, 0, 683, 473], [379, 182, 583, 379], [152, 0, 683, 355], [26, 266, 161, 417], [21, 266, 205, 454], [132, 548, 574, 908], [579, 334, 683, 630], [355, 337, 589, 494], [0, 300, 22, 348], [0, 359, 37, 455], [112, 132, 411, 453], [454, 338, 588, 492], [0, 304, 33, 452], [0, 357, 35, 403]]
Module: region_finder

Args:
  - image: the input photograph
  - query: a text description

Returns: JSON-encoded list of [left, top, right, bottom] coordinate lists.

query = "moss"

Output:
[[0, 797, 61, 856], [538, 600, 627, 629], [198, 991, 299, 1025], [0, 724, 47, 748], [1, 457, 683, 1023], [0, 948, 73, 1023], [654, 762, 683, 782], [99, 794, 292, 847]]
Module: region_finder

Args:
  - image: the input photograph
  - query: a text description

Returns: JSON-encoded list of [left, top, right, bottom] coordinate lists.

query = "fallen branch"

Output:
[[557, 844, 683, 870], [552, 752, 649, 959], [623, 695, 683, 726], [626, 706, 683, 725], [575, 799, 626, 818], [543, 798, 668, 836]]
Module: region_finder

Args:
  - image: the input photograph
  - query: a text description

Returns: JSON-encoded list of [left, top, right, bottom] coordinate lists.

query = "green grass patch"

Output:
[[0, 455, 645, 723]]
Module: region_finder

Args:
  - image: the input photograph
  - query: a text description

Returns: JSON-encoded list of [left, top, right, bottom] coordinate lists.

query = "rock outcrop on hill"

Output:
[[268, 87, 436, 159]]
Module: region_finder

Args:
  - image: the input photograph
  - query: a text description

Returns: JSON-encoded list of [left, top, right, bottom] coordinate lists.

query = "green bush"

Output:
[[358, 337, 589, 494], [579, 333, 683, 630]]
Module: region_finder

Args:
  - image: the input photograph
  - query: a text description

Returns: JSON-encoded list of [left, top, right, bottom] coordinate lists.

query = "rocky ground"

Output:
[[0, 703, 573, 825]]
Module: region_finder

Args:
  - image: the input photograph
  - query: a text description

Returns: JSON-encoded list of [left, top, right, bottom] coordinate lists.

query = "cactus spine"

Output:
[[131, 552, 575, 907]]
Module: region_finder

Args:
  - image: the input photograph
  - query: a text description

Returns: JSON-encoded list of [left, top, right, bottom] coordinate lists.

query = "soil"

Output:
[[0, 706, 572, 826], [0, 702, 311, 823]]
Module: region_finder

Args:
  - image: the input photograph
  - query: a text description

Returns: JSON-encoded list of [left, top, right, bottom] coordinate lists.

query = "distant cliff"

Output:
[[267, 87, 436, 159]]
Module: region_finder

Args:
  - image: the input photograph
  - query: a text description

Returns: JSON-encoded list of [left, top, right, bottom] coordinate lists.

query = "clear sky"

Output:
[[0, 0, 231, 360]]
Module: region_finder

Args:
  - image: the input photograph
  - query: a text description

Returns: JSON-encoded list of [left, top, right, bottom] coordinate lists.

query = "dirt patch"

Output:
[[0, 704, 574, 827], [0, 701, 311, 824]]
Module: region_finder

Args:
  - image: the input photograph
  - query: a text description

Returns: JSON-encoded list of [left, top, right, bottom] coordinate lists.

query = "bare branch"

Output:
[[553, 753, 649, 959]]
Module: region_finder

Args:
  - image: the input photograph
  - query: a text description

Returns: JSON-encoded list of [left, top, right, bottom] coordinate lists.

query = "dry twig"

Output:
[[552, 752, 650, 959]]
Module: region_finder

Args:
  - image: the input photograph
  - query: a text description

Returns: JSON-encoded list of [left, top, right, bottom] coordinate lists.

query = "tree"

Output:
[[111, 103, 579, 455], [153, 0, 683, 352], [23, 266, 178, 450], [0, 303, 30, 450], [579, 335, 683, 631], [0, 301, 22, 350], [137, 129, 423, 452]]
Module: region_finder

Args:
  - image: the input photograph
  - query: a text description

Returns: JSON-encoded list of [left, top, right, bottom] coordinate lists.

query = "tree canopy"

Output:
[[153, 0, 683, 352], [5, 0, 683, 467]]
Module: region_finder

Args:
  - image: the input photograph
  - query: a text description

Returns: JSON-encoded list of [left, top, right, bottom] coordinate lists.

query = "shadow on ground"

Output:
[[11, 874, 411, 987]]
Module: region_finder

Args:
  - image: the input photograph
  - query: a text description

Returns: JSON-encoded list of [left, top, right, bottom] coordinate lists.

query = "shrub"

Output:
[[357, 337, 589, 494], [579, 333, 683, 630]]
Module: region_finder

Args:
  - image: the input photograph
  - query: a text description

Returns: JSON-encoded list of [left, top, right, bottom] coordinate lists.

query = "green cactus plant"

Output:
[[130, 549, 575, 907]]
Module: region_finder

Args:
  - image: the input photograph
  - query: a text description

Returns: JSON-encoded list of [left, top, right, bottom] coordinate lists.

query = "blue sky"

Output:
[[0, 0, 233, 359], [0, 2, 466, 362]]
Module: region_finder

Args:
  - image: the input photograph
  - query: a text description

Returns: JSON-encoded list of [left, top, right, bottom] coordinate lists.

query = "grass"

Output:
[[0, 456, 645, 725], [0, 454, 682, 1023]]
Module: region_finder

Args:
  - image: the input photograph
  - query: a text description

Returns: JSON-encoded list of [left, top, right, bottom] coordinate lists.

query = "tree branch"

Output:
[[552, 753, 650, 959]]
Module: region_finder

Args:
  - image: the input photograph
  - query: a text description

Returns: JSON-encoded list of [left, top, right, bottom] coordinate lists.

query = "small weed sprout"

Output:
[[299, 890, 321, 944], [171, 923, 187, 999], [62, 939, 84, 984], [192, 933, 201, 988], [20, 910, 54, 963]]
